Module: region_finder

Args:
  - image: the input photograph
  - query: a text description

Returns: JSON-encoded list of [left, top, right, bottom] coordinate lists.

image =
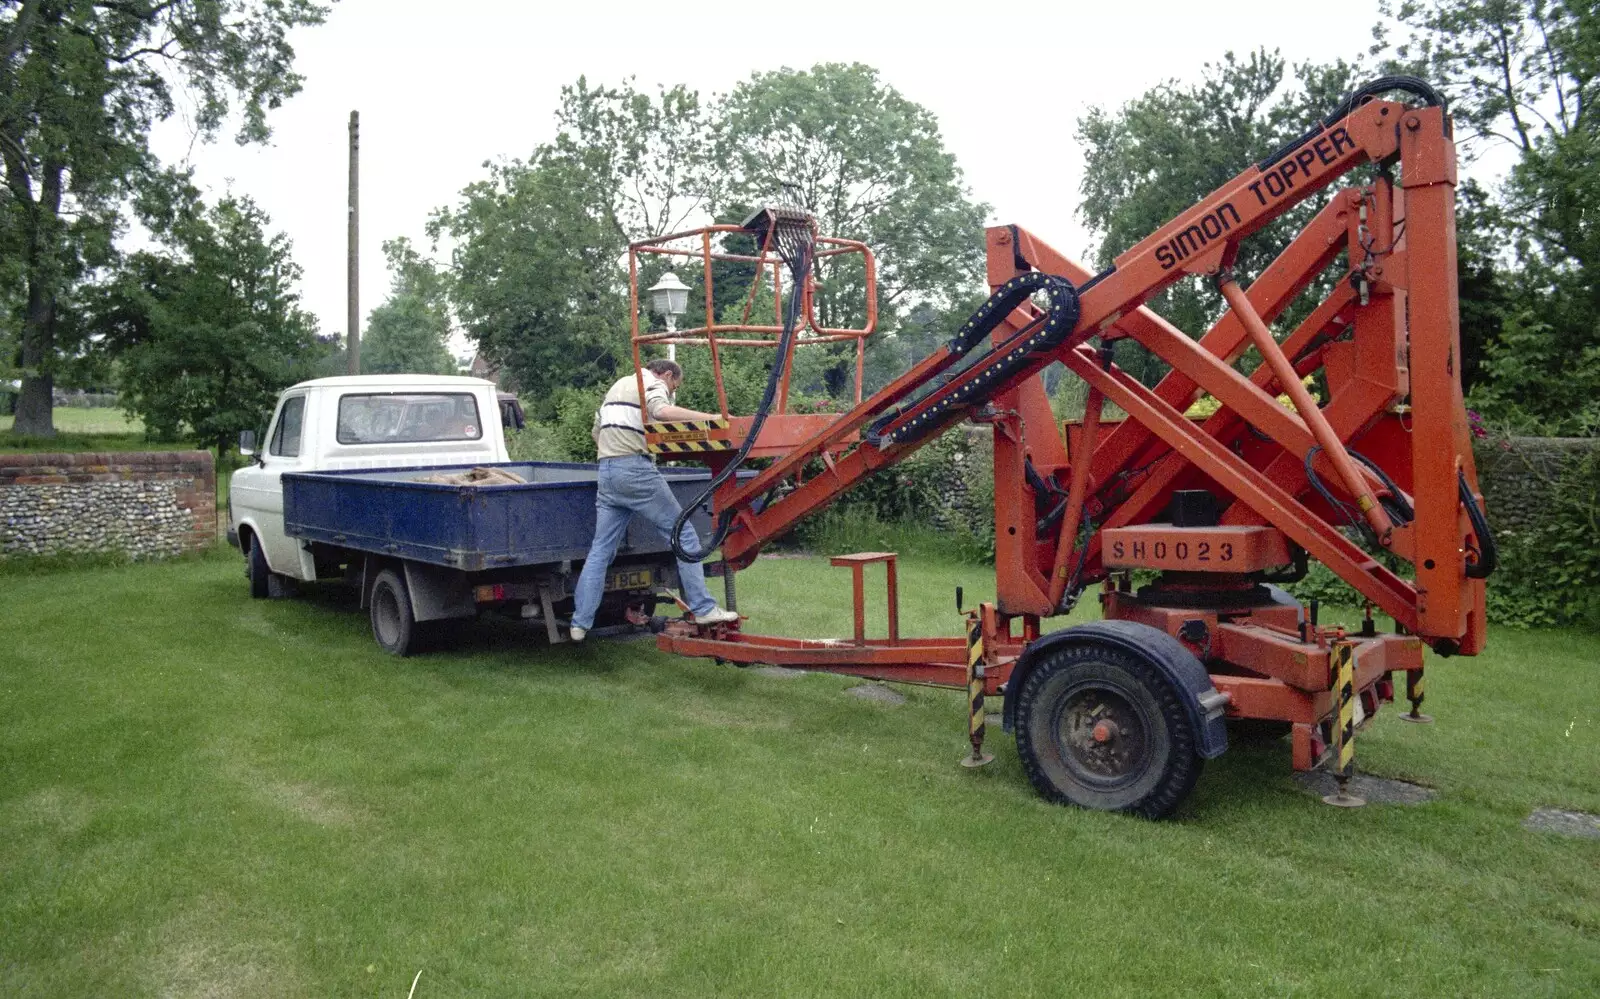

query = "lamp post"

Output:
[[648, 271, 691, 362]]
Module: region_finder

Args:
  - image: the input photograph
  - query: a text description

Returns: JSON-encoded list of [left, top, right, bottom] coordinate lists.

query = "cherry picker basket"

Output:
[[628, 205, 877, 459]]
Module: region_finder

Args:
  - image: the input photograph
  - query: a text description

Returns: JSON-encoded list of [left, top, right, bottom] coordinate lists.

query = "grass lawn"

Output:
[[0, 406, 168, 452], [2, 548, 1597, 996]]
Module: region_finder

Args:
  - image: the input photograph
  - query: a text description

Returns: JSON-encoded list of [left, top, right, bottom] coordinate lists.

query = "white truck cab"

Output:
[[229, 375, 511, 586]]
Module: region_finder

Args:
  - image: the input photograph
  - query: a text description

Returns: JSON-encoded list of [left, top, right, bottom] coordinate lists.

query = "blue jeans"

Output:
[[571, 454, 718, 630]]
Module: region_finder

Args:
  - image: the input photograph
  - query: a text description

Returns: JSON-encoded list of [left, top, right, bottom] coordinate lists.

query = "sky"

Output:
[[149, 0, 1395, 352]]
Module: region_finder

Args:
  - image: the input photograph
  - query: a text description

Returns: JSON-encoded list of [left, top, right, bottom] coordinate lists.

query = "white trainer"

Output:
[[695, 606, 740, 626], [568, 626, 586, 642]]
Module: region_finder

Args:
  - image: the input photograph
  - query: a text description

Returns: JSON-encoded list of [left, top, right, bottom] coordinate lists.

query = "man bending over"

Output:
[[569, 359, 740, 641]]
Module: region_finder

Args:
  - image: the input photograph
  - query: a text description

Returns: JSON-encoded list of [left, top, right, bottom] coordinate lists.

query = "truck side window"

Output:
[[269, 395, 306, 458]]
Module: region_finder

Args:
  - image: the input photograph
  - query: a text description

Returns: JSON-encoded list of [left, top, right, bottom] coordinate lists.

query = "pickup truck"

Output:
[[228, 374, 729, 654]]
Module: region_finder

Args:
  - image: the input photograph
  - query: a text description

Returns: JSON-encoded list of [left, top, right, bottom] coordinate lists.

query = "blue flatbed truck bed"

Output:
[[280, 461, 731, 653]]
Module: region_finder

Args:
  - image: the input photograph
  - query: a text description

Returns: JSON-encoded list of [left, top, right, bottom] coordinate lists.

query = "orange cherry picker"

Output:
[[626, 78, 1493, 818]]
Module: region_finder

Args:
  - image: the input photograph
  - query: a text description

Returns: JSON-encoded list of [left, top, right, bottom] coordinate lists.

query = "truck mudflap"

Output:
[[403, 561, 476, 623], [1002, 620, 1230, 759]]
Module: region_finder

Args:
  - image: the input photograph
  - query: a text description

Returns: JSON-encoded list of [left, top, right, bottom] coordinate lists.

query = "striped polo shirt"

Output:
[[591, 370, 673, 459]]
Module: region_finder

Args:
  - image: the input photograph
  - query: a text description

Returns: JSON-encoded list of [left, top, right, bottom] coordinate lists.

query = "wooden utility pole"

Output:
[[347, 110, 360, 376]]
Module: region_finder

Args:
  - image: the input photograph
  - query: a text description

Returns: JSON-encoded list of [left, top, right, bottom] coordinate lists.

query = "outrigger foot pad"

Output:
[[960, 751, 994, 769], [1323, 775, 1366, 807], [1323, 791, 1367, 807], [1399, 712, 1434, 724]]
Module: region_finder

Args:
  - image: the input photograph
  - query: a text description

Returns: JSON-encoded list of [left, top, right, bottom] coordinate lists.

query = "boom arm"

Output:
[[696, 88, 1486, 653]]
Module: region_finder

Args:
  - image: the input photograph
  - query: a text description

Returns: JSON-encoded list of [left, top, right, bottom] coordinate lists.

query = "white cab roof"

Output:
[[289, 374, 496, 391]]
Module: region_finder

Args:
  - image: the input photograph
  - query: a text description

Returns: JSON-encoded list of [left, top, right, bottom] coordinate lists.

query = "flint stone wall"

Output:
[[1474, 436, 1598, 536], [0, 451, 216, 559], [929, 428, 992, 533]]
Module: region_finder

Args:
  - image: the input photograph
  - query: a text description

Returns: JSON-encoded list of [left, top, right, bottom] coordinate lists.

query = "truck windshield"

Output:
[[337, 393, 484, 445]]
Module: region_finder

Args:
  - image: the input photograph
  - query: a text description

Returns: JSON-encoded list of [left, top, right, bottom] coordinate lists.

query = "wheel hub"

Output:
[[1060, 689, 1149, 785]]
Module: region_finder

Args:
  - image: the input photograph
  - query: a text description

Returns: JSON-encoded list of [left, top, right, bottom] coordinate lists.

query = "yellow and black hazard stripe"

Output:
[[1405, 667, 1425, 711], [645, 418, 734, 454], [649, 439, 734, 454], [966, 614, 985, 746], [1331, 641, 1356, 776], [645, 418, 730, 437]]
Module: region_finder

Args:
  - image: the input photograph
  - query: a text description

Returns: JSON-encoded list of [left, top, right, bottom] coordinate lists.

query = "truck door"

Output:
[[233, 391, 312, 576]]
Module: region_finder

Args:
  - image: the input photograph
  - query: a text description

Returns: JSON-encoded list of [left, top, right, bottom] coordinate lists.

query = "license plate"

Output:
[[605, 567, 655, 592]]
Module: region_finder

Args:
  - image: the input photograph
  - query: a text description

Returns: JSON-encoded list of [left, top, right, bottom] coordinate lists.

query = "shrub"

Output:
[[792, 432, 992, 563], [552, 387, 601, 462], [830, 433, 957, 523], [505, 423, 573, 463], [1282, 558, 1361, 608]]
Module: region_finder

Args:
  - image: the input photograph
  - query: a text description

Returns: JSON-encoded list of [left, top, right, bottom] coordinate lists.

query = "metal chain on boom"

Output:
[[866, 272, 1080, 448]]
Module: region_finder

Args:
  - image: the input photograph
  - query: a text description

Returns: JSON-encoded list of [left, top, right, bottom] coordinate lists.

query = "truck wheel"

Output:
[[370, 569, 416, 656], [246, 534, 270, 600], [1014, 640, 1204, 819]]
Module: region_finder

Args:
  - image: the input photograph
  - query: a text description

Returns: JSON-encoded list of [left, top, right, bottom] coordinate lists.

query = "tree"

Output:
[[707, 63, 990, 398], [1377, 0, 1595, 286], [96, 194, 319, 455], [547, 77, 756, 344], [1375, 0, 1589, 159], [431, 79, 712, 410], [1376, 0, 1598, 430], [0, 0, 329, 438], [714, 63, 989, 329], [1076, 50, 1360, 347], [429, 153, 628, 414], [1454, 178, 1514, 392], [435, 64, 993, 410], [362, 238, 457, 376], [551, 76, 717, 244], [2, 218, 24, 412]]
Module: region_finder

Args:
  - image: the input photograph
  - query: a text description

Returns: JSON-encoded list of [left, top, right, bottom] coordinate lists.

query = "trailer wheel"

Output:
[[1014, 641, 1204, 819], [369, 569, 416, 656], [246, 534, 270, 600]]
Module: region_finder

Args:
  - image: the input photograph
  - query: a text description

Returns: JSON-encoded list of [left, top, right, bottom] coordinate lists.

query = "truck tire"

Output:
[[1013, 640, 1204, 819], [246, 534, 270, 600], [369, 569, 417, 656]]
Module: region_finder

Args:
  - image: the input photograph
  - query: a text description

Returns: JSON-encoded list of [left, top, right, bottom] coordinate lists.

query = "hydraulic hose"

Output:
[[1259, 75, 1445, 171], [1325, 75, 1446, 122], [1461, 470, 1498, 579], [669, 240, 812, 564]]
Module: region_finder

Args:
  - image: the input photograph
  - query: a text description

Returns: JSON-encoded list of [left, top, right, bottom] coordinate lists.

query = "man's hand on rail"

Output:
[[655, 404, 723, 422]]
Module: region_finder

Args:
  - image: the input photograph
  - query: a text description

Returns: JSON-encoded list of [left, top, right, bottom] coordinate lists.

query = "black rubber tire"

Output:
[[1013, 641, 1204, 819], [246, 533, 270, 600], [369, 569, 416, 656]]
